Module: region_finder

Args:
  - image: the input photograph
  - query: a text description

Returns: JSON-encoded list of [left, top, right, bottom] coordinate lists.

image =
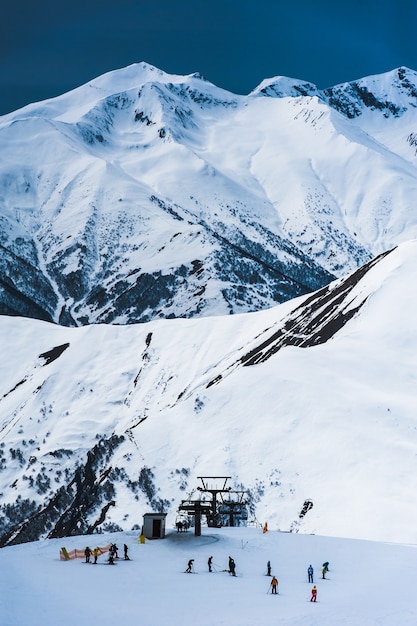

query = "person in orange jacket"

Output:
[[271, 576, 278, 594], [310, 585, 317, 602]]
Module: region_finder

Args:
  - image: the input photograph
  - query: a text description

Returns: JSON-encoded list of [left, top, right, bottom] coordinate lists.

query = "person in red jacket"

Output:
[[310, 585, 317, 602]]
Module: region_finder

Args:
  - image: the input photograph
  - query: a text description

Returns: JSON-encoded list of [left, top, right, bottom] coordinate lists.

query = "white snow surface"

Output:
[[1, 527, 416, 625]]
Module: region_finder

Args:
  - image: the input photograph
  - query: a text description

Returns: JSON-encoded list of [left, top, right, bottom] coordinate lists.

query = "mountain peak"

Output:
[[250, 75, 320, 98], [323, 66, 417, 119]]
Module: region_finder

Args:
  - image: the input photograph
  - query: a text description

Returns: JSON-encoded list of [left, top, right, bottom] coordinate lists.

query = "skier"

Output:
[[112, 543, 119, 559], [267, 560, 271, 576], [228, 557, 236, 576], [310, 585, 317, 602], [308, 564, 314, 583], [93, 547, 99, 564], [323, 561, 329, 573], [271, 576, 278, 594], [84, 546, 92, 563], [263, 522, 268, 533], [186, 559, 194, 573], [123, 544, 129, 560], [322, 565, 327, 579], [108, 552, 115, 565], [208, 556, 213, 572]]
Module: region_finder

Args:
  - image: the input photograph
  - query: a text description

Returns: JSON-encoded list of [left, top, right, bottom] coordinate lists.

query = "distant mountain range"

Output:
[[0, 63, 416, 325]]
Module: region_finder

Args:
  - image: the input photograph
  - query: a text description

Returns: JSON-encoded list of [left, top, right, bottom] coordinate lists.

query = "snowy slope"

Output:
[[1, 527, 417, 626], [0, 241, 416, 547], [0, 64, 417, 324]]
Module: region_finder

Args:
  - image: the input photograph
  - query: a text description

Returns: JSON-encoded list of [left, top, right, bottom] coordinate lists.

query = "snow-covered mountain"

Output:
[[1, 63, 417, 550], [1, 240, 416, 547], [1, 63, 417, 325]]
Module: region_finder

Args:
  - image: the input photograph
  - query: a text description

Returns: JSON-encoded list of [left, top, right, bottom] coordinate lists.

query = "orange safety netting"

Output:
[[60, 543, 112, 561]]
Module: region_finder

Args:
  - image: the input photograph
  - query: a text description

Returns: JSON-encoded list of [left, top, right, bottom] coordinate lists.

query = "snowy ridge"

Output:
[[0, 64, 417, 324], [0, 241, 416, 547]]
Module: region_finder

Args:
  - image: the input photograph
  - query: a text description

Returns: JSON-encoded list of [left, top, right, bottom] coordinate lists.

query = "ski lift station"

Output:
[[177, 476, 248, 536], [142, 512, 168, 539]]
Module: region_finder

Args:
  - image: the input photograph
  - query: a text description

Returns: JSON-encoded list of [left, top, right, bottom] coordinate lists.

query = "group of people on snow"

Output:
[[85, 539, 327, 603], [307, 562, 330, 601], [84, 543, 129, 565], [176, 519, 191, 532], [307, 561, 329, 582], [84, 546, 100, 564], [185, 555, 237, 576], [184, 555, 329, 602]]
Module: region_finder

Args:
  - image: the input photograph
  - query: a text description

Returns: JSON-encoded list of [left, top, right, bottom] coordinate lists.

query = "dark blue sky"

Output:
[[1, 0, 416, 115]]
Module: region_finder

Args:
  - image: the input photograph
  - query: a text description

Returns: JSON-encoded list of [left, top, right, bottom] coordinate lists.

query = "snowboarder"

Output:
[[267, 560, 271, 576], [208, 556, 213, 572], [322, 561, 329, 573], [322, 565, 327, 579], [308, 564, 314, 583], [310, 585, 317, 602], [271, 576, 278, 594], [123, 544, 129, 560], [186, 559, 194, 573], [108, 552, 115, 565], [84, 546, 92, 563], [228, 557, 236, 576]]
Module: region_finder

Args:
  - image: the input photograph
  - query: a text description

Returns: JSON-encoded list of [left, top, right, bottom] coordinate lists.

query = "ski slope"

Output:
[[1, 527, 416, 625]]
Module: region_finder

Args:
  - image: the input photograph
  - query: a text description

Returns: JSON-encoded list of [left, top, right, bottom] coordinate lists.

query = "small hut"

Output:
[[142, 512, 167, 539]]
